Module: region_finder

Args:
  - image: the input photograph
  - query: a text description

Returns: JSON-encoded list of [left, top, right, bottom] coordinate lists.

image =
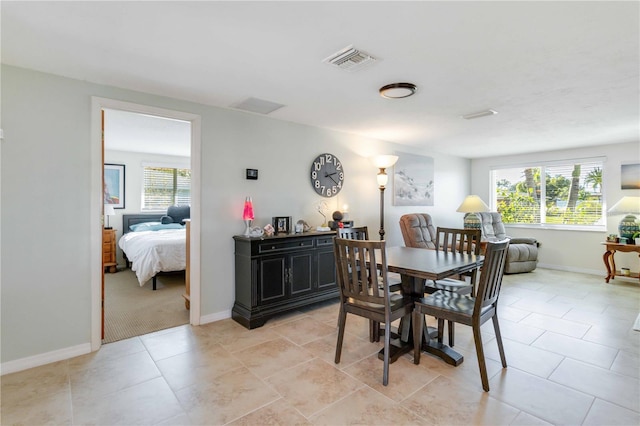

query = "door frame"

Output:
[[90, 97, 202, 351]]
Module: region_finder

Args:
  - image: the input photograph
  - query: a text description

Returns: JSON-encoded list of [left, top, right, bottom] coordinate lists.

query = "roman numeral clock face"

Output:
[[310, 153, 344, 197]]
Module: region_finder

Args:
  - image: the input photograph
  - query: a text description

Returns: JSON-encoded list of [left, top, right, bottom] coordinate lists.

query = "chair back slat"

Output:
[[474, 239, 509, 311], [334, 237, 390, 305], [337, 226, 369, 240], [435, 227, 481, 255]]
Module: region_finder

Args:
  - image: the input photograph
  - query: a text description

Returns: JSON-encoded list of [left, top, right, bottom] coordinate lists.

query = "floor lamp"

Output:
[[371, 155, 399, 240]]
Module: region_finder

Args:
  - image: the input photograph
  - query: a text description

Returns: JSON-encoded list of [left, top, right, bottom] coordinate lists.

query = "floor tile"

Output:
[[484, 337, 564, 379], [310, 386, 427, 425], [155, 342, 244, 391], [489, 368, 594, 425], [403, 375, 520, 425], [228, 398, 312, 425], [270, 316, 337, 345], [265, 358, 363, 417], [549, 358, 640, 412], [175, 366, 280, 425], [342, 353, 439, 402], [73, 377, 184, 425], [231, 337, 313, 379], [582, 398, 640, 426], [0, 388, 73, 426], [0, 360, 69, 408], [610, 349, 640, 379], [69, 351, 161, 401], [302, 330, 380, 368], [532, 331, 619, 368], [519, 312, 591, 338]]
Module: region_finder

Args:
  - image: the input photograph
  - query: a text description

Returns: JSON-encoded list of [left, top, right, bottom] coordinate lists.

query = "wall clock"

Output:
[[310, 153, 344, 197]]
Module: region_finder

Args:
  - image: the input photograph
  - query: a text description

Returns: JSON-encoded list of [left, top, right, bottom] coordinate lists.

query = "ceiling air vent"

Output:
[[322, 45, 378, 72]]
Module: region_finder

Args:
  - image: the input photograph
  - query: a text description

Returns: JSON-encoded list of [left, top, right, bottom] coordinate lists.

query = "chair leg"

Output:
[[472, 323, 490, 392], [413, 309, 423, 364], [383, 320, 391, 386], [492, 314, 508, 368], [335, 307, 347, 364], [448, 321, 455, 347]]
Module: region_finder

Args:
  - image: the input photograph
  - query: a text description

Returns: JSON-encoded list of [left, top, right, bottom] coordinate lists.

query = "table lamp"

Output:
[[104, 204, 115, 229], [242, 196, 254, 236], [607, 196, 640, 240], [456, 195, 490, 229]]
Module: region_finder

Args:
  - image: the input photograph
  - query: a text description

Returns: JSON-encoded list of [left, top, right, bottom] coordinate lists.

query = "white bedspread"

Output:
[[118, 228, 186, 286]]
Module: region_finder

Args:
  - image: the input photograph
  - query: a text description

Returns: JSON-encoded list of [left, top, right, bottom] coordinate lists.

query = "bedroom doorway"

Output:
[[102, 109, 192, 343], [91, 97, 202, 350]]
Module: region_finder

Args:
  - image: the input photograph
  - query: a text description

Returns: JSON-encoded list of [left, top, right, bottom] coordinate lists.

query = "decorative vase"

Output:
[[618, 214, 639, 240]]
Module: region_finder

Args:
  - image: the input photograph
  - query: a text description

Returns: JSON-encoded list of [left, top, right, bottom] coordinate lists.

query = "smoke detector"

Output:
[[322, 45, 378, 72]]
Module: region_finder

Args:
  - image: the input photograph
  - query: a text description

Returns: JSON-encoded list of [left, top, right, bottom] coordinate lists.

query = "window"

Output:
[[142, 166, 191, 210], [491, 158, 604, 228]]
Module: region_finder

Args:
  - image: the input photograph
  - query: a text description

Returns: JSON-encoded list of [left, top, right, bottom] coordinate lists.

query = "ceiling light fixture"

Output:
[[462, 109, 498, 120], [379, 83, 417, 99]]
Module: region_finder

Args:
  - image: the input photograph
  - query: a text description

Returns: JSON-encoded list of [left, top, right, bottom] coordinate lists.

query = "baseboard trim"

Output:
[[199, 309, 232, 325], [537, 263, 602, 277], [1, 343, 91, 376]]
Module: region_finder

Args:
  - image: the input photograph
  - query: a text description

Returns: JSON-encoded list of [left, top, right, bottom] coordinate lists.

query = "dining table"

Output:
[[376, 246, 484, 366]]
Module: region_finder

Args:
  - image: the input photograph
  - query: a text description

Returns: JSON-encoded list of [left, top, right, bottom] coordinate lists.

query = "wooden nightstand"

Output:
[[103, 228, 117, 273]]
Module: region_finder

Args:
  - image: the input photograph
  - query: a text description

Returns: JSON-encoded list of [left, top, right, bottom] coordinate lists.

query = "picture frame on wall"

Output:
[[621, 163, 640, 190], [273, 216, 291, 234], [393, 152, 434, 206], [104, 163, 125, 209]]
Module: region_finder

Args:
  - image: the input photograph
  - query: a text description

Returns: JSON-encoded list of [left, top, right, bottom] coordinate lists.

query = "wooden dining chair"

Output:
[[427, 227, 482, 346], [334, 237, 414, 386], [434, 227, 481, 295], [412, 239, 510, 391], [337, 226, 369, 240], [338, 226, 401, 342]]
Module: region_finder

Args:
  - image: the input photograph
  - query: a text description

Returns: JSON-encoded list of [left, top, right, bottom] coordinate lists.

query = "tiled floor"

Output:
[[2, 268, 639, 425]]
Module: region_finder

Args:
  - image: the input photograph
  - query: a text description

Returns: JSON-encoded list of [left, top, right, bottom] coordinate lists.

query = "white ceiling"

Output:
[[2, 1, 638, 159]]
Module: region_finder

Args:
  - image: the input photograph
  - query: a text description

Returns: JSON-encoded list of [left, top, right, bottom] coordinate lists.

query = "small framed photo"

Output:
[[272, 216, 292, 234], [104, 163, 125, 209]]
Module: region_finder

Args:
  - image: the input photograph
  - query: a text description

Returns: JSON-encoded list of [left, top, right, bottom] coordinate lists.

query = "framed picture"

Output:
[[621, 164, 640, 190], [393, 152, 434, 206], [104, 163, 125, 209], [273, 216, 292, 234]]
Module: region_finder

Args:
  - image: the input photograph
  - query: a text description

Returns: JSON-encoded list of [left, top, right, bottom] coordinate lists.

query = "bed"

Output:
[[119, 206, 189, 290]]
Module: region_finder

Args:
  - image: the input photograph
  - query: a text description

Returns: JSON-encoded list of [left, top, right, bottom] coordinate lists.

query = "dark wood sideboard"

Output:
[[232, 231, 338, 329]]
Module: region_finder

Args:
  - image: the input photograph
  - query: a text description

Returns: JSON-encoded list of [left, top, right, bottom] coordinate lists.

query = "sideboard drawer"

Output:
[[258, 238, 314, 254]]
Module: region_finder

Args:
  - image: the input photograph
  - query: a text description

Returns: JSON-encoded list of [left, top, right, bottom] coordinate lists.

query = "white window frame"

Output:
[[490, 156, 606, 232], [141, 161, 191, 212]]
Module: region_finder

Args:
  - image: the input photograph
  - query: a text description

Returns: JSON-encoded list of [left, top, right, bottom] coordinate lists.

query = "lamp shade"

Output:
[[371, 155, 399, 169], [104, 204, 116, 216], [456, 195, 490, 213], [607, 196, 640, 214], [242, 197, 254, 221]]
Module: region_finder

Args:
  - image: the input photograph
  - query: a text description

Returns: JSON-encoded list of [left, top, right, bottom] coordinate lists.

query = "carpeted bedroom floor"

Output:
[[103, 268, 189, 343]]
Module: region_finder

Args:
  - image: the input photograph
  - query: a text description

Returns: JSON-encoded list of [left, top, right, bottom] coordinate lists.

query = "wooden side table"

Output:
[[103, 228, 117, 273], [602, 242, 640, 283]]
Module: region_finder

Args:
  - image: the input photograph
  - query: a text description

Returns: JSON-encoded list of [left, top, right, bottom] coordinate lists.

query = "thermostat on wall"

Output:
[[246, 169, 258, 180]]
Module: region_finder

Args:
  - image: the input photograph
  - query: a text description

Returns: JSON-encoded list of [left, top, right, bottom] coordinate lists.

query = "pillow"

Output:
[[129, 222, 184, 232], [161, 215, 174, 224]]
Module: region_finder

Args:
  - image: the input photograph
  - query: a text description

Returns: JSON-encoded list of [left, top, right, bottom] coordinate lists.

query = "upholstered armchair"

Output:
[[478, 212, 538, 274], [399, 213, 437, 249]]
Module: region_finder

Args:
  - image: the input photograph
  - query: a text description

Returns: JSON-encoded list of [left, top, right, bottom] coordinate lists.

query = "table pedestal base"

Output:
[[377, 325, 464, 366]]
